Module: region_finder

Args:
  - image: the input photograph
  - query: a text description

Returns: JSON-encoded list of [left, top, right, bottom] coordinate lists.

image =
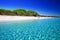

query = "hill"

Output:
[[0, 9, 40, 16]]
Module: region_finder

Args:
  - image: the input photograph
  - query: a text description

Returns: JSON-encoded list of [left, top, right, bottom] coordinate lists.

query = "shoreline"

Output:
[[0, 15, 52, 22]]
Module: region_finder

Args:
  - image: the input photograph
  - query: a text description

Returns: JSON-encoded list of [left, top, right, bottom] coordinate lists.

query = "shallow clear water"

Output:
[[0, 18, 60, 40]]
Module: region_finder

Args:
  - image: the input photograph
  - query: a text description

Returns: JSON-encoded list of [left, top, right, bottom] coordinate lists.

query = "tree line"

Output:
[[0, 9, 40, 16]]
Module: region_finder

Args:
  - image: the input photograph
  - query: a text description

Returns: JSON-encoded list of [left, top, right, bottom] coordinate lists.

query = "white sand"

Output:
[[0, 15, 52, 22]]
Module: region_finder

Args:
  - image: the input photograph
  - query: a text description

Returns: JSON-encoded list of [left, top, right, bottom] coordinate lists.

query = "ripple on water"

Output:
[[0, 18, 60, 40]]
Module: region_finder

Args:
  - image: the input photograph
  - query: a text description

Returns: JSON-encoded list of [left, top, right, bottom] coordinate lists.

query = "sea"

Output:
[[0, 18, 60, 40]]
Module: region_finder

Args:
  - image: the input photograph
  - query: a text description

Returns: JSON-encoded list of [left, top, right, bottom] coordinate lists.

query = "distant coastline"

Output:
[[0, 9, 60, 18], [39, 15, 60, 18], [0, 9, 60, 22], [0, 13, 60, 22]]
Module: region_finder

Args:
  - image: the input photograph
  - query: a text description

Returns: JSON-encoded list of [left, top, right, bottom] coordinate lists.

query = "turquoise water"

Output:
[[0, 18, 60, 40]]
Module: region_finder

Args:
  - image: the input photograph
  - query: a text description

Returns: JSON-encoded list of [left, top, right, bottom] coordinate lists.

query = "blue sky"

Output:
[[0, 0, 60, 16]]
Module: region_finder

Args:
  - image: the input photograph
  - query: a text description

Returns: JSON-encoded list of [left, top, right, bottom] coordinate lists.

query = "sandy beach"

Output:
[[0, 15, 52, 22]]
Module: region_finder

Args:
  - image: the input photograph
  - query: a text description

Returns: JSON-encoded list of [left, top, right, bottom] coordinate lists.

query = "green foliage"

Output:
[[27, 10, 40, 16], [13, 9, 27, 16], [0, 9, 40, 16]]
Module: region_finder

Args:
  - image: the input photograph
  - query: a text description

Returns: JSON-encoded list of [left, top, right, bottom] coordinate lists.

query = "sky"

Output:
[[0, 0, 60, 16]]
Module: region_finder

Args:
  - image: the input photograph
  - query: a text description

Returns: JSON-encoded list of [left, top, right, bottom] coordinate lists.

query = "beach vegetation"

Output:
[[0, 9, 40, 16]]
